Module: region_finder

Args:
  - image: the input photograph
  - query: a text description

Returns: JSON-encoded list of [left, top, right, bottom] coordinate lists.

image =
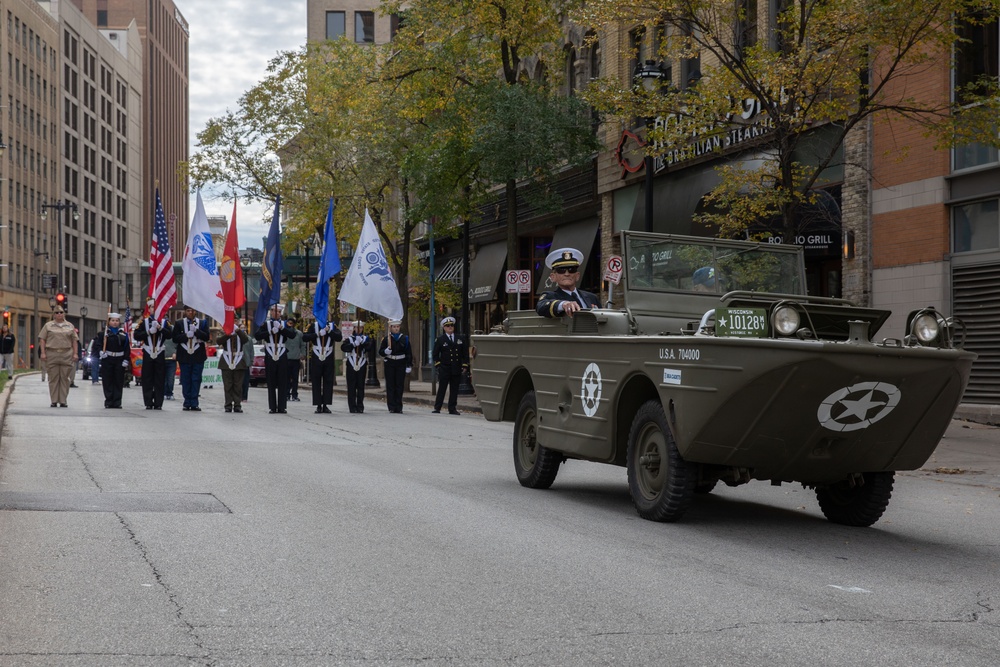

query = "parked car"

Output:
[[250, 351, 265, 386], [81, 351, 98, 381]]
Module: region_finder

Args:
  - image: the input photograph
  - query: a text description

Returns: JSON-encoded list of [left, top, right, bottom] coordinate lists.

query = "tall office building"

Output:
[[0, 1, 61, 365], [56, 1, 144, 340], [68, 0, 189, 258]]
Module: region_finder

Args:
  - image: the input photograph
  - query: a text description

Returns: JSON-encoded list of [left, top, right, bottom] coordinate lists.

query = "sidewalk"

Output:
[[324, 378, 482, 414]]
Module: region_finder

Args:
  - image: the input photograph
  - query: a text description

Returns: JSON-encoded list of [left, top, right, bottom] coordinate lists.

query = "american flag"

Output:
[[148, 187, 177, 319]]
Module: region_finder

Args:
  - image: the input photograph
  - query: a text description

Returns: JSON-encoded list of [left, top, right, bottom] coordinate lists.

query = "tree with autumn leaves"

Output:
[[578, 0, 1000, 244], [186, 0, 599, 324]]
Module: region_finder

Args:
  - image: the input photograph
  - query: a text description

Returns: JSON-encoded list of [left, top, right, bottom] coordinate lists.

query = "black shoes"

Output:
[[449, 410, 461, 415], [432, 409, 440, 414], [315, 406, 323, 414], [233, 406, 243, 413], [60, 404, 68, 408], [225, 406, 232, 413], [278, 409, 287, 414], [146, 406, 153, 410], [190, 406, 201, 412], [51, 403, 57, 408], [322, 405, 332, 413]]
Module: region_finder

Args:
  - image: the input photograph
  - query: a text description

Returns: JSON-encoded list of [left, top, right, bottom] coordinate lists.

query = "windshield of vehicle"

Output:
[[625, 236, 804, 295]]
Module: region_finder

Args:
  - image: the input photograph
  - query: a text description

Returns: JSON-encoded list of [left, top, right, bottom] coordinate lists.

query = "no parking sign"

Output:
[[604, 256, 623, 285]]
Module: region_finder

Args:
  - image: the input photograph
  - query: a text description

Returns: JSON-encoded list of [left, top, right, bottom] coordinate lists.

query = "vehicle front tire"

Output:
[[513, 390, 561, 489], [627, 400, 696, 522], [816, 472, 894, 527]]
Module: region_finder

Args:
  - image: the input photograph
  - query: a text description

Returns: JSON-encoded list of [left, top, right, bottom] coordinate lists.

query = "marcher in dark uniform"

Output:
[[100, 312, 130, 409], [536, 247, 601, 318], [217, 324, 251, 413], [341, 321, 371, 414], [254, 304, 294, 414], [171, 306, 211, 411], [379, 318, 412, 414], [302, 319, 343, 414], [132, 301, 169, 410], [432, 316, 469, 415]]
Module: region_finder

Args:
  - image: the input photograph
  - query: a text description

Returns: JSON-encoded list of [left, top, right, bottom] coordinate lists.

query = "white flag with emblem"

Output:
[[180, 192, 226, 324], [338, 209, 404, 321]]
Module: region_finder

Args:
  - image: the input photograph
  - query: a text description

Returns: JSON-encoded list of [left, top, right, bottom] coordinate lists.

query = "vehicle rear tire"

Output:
[[513, 390, 561, 489], [816, 472, 894, 527], [627, 400, 696, 522]]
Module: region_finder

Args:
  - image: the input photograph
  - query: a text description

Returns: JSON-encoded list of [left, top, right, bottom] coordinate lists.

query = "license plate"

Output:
[[716, 308, 768, 338]]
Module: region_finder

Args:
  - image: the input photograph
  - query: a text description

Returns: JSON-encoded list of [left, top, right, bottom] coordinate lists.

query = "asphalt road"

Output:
[[0, 376, 998, 666]]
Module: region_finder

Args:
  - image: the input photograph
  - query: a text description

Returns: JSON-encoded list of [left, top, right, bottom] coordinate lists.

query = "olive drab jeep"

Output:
[[472, 232, 976, 526]]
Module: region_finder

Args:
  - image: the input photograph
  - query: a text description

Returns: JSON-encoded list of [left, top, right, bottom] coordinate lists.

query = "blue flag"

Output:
[[254, 196, 283, 328], [312, 198, 341, 328]]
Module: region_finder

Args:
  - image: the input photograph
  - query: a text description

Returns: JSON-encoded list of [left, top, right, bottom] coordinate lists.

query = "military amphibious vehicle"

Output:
[[473, 232, 975, 525]]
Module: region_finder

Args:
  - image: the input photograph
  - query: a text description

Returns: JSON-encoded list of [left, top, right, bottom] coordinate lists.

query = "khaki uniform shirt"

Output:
[[39, 321, 78, 352]]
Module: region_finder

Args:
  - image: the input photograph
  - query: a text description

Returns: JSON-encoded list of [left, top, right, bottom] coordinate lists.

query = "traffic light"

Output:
[[2, 310, 9, 324], [55, 293, 67, 311]]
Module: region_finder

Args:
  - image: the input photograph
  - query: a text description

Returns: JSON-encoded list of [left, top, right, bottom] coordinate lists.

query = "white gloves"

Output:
[[405, 367, 412, 374], [148, 321, 159, 333], [122, 359, 129, 369], [270, 320, 282, 334]]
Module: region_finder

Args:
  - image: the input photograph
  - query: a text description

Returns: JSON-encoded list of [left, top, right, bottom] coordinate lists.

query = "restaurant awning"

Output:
[[467, 241, 508, 304], [536, 218, 600, 294]]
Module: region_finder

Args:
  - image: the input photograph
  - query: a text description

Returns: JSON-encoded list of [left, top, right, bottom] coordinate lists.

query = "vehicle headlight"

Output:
[[910, 312, 939, 344], [771, 305, 800, 336]]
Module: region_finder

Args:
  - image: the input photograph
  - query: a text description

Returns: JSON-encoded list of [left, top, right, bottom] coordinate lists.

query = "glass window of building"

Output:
[[953, 14, 999, 171], [356, 12, 375, 43], [953, 199, 1000, 253], [326, 12, 345, 40]]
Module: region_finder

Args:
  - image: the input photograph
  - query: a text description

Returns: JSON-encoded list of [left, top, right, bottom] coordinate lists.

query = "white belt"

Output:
[[386, 354, 406, 360], [105, 352, 125, 358]]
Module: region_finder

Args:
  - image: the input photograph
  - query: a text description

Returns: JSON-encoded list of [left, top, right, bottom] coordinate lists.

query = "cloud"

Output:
[[183, 0, 306, 246]]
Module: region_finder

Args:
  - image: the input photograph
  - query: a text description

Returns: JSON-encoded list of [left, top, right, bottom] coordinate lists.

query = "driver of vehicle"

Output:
[[536, 247, 601, 318]]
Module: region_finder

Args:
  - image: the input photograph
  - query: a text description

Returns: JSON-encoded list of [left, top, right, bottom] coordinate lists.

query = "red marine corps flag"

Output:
[[220, 201, 245, 334]]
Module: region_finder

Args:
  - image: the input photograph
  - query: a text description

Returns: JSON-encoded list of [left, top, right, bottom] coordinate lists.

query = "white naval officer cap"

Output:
[[545, 247, 584, 270]]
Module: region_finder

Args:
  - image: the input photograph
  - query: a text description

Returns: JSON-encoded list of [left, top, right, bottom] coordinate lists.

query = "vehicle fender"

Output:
[[500, 367, 534, 422], [612, 372, 665, 467]]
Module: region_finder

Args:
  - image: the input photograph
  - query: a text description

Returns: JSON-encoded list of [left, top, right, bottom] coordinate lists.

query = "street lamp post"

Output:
[[240, 254, 251, 330], [633, 60, 669, 232], [32, 250, 50, 369], [40, 201, 79, 293], [458, 217, 474, 395], [333, 239, 354, 387]]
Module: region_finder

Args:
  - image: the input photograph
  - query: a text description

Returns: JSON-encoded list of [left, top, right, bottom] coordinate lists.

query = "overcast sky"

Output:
[[183, 0, 307, 248]]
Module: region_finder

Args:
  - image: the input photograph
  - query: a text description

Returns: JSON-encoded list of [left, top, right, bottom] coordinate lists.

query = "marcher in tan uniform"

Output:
[[38, 308, 79, 407]]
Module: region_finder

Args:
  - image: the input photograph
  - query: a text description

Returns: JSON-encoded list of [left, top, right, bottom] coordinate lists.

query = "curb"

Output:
[[954, 403, 1000, 427]]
